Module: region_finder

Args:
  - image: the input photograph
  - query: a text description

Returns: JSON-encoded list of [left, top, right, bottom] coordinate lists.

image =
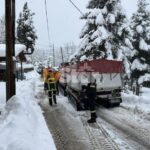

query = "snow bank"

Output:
[[0, 82, 6, 111], [0, 71, 56, 150], [122, 87, 150, 117], [17, 63, 34, 69]]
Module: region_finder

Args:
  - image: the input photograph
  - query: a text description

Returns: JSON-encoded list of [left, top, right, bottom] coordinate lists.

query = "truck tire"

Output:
[[115, 103, 120, 107], [76, 102, 82, 111], [105, 101, 111, 108], [64, 90, 67, 96]]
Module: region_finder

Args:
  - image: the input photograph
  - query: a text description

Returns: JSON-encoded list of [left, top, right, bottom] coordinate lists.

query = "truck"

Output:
[[59, 59, 124, 110]]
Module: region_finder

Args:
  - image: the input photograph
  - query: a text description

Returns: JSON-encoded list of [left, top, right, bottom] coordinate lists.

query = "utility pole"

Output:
[[5, 0, 16, 101], [66, 44, 69, 61], [53, 44, 55, 66], [60, 47, 64, 64], [12, 0, 16, 94]]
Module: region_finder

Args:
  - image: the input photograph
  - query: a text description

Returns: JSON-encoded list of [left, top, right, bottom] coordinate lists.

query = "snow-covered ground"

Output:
[[0, 71, 56, 150], [121, 88, 150, 119], [0, 70, 150, 150]]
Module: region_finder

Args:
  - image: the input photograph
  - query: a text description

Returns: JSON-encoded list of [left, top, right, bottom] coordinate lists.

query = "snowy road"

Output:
[[37, 82, 120, 150], [39, 96, 120, 150], [36, 82, 150, 150], [41, 100, 92, 150], [96, 106, 150, 150]]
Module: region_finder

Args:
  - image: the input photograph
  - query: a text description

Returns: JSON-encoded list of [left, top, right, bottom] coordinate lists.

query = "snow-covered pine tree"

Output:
[[0, 16, 5, 44], [17, 2, 37, 53], [74, 0, 132, 78], [130, 0, 150, 83]]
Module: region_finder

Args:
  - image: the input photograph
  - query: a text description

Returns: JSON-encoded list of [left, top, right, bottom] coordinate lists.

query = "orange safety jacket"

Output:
[[43, 68, 49, 82], [53, 71, 61, 81]]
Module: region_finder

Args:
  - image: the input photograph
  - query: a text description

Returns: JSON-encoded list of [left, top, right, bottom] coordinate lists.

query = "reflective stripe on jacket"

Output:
[[47, 78, 57, 91]]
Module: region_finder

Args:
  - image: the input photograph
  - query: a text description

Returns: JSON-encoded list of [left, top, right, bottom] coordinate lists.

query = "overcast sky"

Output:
[[0, 0, 149, 48]]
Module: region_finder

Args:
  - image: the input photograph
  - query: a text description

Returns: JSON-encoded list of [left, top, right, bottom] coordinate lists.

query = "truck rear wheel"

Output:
[[64, 90, 67, 96], [76, 102, 82, 111], [115, 103, 120, 107], [105, 102, 111, 108]]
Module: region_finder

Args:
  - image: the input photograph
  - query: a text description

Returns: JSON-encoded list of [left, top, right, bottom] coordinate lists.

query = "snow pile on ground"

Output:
[[17, 63, 34, 69], [0, 71, 56, 150], [1, 68, 150, 150], [0, 82, 6, 111], [121, 87, 150, 119]]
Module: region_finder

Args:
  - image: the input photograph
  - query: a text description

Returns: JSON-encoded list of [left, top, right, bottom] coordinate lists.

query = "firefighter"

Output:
[[43, 67, 50, 92], [53, 69, 61, 95], [86, 80, 97, 123], [81, 85, 89, 110], [47, 76, 57, 106]]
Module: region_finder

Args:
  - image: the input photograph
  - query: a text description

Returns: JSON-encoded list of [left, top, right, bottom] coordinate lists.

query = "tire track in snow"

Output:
[[80, 113, 120, 150], [97, 107, 150, 150]]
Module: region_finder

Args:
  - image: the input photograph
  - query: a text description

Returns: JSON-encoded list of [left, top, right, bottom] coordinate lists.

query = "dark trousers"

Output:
[[44, 82, 48, 91], [88, 96, 97, 119], [48, 91, 57, 106], [56, 81, 59, 95], [89, 96, 96, 111]]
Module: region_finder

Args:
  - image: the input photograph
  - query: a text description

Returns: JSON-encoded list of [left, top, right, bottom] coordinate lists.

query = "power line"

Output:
[[68, 0, 84, 16], [44, 0, 56, 66], [68, 0, 107, 52], [44, 0, 51, 46], [68, 0, 90, 54]]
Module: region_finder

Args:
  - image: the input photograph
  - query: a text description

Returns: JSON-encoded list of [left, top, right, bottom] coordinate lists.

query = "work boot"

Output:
[[93, 113, 97, 118], [91, 112, 97, 119], [49, 100, 52, 106], [53, 96, 57, 104], [87, 118, 96, 123]]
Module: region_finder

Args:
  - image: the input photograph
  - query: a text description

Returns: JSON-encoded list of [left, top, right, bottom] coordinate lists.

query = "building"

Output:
[[0, 44, 27, 81]]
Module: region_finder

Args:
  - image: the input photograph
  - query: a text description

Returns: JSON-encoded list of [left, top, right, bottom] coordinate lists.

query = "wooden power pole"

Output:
[[5, 0, 16, 101], [12, 0, 16, 94], [60, 47, 64, 64], [53, 44, 55, 66]]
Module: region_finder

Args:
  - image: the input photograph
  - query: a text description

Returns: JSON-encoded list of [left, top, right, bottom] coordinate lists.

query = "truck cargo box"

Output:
[[59, 59, 123, 110]]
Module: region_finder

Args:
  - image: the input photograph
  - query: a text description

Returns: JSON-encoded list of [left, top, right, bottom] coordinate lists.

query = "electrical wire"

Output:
[[44, 0, 56, 66], [68, 0, 84, 16], [68, 0, 108, 52], [44, 0, 51, 47]]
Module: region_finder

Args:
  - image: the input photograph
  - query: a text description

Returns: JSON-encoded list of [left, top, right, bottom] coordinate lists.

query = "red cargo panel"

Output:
[[76, 59, 123, 73]]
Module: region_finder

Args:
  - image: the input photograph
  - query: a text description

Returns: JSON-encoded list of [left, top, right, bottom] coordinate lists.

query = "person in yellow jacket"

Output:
[[53, 71, 61, 95], [54, 71, 61, 81], [47, 76, 57, 106], [43, 67, 49, 91], [43, 67, 55, 91]]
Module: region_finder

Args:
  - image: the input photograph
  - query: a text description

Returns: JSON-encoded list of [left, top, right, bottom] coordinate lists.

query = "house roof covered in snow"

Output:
[[0, 44, 26, 57]]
